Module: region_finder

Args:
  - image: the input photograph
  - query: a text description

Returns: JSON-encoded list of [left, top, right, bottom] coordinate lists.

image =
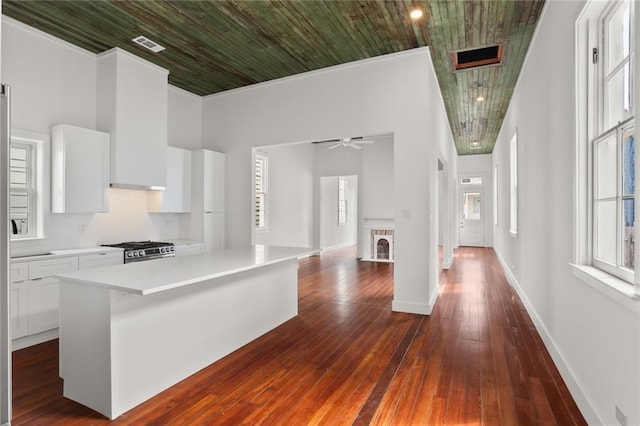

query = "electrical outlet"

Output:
[[616, 405, 627, 426]]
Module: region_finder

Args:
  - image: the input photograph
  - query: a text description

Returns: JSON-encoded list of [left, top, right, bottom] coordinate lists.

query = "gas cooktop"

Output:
[[102, 241, 175, 263]]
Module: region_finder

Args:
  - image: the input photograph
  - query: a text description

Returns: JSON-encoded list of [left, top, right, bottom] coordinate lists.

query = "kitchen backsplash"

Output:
[[10, 188, 183, 257]]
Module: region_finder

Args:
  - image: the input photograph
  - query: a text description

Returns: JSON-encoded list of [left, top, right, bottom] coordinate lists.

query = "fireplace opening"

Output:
[[376, 238, 390, 260], [369, 229, 394, 262]]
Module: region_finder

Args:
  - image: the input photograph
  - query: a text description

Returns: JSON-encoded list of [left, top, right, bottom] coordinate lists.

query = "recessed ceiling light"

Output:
[[410, 9, 423, 20], [132, 35, 165, 53], [476, 95, 485, 102], [472, 141, 479, 146]]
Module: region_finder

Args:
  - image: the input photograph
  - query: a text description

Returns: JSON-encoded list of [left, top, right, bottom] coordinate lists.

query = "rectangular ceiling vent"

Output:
[[454, 44, 503, 71], [132, 36, 165, 53]]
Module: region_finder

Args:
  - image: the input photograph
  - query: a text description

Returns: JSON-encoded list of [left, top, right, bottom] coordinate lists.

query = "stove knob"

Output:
[[139, 250, 145, 257], [126, 252, 133, 258], [132, 251, 138, 257], [160, 247, 166, 253], [170, 246, 175, 252]]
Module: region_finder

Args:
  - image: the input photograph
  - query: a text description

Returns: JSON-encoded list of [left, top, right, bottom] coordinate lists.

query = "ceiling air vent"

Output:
[[132, 36, 165, 53], [454, 44, 503, 71]]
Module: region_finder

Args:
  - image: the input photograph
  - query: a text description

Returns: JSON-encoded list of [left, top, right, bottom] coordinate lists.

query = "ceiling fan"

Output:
[[324, 137, 375, 150]]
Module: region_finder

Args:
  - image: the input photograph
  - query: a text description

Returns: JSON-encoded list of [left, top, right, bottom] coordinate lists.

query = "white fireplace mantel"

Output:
[[361, 217, 394, 262]]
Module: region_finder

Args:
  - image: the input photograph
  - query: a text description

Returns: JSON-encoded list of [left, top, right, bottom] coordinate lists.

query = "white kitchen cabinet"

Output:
[[51, 124, 110, 213], [10, 251, 123, 349], [10, 283, 28, 339], [203, 150, 225, 213], [29, 256, 78, 280], [174, 241, 204, 257], [27, 257, 78, 335], [190, 149, 225, 251], [78, 251, 123, 269], [27, 277, 60, 335], [10, 263, 29, 339], [148, 146, 191, 213], [205, 212, 225, 250], [97, 47, 169, 189]]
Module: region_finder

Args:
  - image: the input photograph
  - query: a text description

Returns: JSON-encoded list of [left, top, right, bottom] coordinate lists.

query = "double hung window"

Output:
[[338, 176, 347, 225], [579, 0, 636, 285], [10, 130, 44, 240]]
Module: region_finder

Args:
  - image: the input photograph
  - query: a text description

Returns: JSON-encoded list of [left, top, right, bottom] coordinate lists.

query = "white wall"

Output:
[[2, 18, 200, 256], [492, 1, 640, 424], [168, 86, 202, 150], [360, 135, 394, 219], [457, 153, 493, 247], [254, 143, 314, 247], [202, 49, 457, 314], [2, 17, 96, 134], [319, 175, 357, 251]]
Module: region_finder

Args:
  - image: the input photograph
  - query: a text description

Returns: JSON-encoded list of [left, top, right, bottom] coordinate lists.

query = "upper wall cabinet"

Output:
[[96, 48, 169, 190], [51, 124, 110, 213], [148, 146, 192, 213]]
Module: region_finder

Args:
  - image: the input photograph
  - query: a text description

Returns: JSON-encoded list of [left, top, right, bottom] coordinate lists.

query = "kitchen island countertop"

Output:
[[55, 245, 317, 295]]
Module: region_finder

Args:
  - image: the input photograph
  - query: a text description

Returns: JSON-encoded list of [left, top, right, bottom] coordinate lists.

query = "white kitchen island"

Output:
[[55, 245, 316, 419]]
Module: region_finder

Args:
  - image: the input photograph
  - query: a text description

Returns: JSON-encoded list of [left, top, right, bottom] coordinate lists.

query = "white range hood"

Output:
[[97, 47, 169, 190]]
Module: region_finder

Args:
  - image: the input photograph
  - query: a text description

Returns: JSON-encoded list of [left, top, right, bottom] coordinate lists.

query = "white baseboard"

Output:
[[392, 300, 430, 315], [442, 255, 454, 269], [12, 328, 58, 351], [320, 242, 356, 254], [392, 288, 439, 316], [494, 250, 604, 426]]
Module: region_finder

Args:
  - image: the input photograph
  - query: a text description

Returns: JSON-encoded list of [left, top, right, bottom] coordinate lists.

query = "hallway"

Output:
[[11, 247, 585, 424]]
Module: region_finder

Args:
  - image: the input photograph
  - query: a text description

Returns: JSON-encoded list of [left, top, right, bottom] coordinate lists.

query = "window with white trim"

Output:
[[10, 131, 44, 240], [255, 154, 268, 230], [576, 0, 636, 286], [338, 176, 347, 225]]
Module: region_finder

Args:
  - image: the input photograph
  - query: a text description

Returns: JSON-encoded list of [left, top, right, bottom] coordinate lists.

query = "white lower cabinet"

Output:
[[10, 282, 29, 339], [174, 242, 204, 257], [10, 251, 123, 348], [28, 277, 61, 335], [23, 257, 78, 337], [78, 251, 123, 269]]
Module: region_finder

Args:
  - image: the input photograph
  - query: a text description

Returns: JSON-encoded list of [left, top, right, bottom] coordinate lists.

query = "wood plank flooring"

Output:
[[11, 247, 586, 425]]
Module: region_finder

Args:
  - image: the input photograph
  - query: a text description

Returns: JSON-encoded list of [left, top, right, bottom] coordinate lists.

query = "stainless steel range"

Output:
[[102, 241, 175, 263]]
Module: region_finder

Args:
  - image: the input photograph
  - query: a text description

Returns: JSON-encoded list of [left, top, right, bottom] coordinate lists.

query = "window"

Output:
[[576, 0, 636, 288], [593, 0, 635, 283], [255, 153, 267, 230], [10, 130, 45, 240], [593, 123, 635, 281], [509, 131, 518, 237], [338, 176, 347, 225]]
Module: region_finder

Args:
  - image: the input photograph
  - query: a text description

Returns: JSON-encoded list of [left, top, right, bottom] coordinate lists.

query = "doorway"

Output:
[[459, 188, 484, 247]]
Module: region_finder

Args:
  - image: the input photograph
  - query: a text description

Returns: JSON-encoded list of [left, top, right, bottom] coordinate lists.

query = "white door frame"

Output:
[[459, 187, 485, 247]]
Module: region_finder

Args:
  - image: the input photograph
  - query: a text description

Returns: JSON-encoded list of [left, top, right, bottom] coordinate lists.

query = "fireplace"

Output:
[[370, 229, 394, 262]]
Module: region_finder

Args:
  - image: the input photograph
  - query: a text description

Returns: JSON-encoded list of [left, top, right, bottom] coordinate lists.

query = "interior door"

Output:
[[459, 188, 484, 247]]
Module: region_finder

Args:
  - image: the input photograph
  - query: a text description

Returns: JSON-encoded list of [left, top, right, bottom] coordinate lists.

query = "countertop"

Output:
[[55, 245, 317, 295], [11, 246, 123, 263]]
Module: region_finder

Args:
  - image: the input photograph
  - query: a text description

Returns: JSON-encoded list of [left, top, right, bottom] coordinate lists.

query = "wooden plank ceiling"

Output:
[[2, 0, 545, 155]]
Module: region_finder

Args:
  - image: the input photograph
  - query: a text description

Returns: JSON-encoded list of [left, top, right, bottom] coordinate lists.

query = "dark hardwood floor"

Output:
[[11, 247, 586, 425]]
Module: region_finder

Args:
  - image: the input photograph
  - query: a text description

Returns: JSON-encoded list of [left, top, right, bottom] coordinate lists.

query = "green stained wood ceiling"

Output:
[[2, 0, 545, 155]]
